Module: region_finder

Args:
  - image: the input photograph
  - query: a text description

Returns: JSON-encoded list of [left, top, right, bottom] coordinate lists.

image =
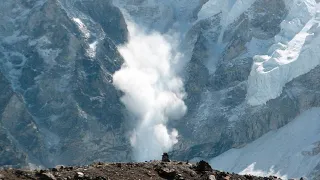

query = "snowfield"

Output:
[[210, 108, 320, 179]]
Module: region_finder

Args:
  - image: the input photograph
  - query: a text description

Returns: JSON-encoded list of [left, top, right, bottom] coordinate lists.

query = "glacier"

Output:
[[247, 1, 320, 106]]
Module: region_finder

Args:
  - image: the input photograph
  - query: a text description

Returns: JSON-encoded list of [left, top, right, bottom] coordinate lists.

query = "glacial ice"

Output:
[[247, 1, 320, 106]]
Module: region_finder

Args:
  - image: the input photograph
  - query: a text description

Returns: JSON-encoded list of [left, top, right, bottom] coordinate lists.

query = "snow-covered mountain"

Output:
[[1, 0, 320, 179]]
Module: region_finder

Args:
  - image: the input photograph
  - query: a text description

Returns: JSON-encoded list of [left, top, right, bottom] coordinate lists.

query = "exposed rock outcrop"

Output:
[[0, 0, 130, 167], [0, 160, 283, 180]]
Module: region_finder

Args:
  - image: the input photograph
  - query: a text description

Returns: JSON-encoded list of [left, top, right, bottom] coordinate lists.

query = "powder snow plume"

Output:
[[113, 22, 187, 162]]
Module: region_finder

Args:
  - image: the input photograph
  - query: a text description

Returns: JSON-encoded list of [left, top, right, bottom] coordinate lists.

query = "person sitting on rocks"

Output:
[[162, 153, 170, 162]]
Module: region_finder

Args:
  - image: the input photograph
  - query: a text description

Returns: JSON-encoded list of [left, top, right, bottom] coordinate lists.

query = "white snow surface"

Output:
[[210, 108, 320, 179], [247, 1, 320, 106], [72, 18, 91, 39]]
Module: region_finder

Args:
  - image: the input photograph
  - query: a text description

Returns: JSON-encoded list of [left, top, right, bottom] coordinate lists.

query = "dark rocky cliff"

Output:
[[0, 0, 130, 167]]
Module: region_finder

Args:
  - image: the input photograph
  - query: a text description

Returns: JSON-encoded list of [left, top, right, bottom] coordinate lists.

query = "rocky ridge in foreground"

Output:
[[0, 160, 284, 180]]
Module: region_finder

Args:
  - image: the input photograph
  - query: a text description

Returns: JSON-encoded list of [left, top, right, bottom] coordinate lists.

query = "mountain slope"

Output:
[[0, 0, 130, 167], [0, 160, 283, 180], [210, 108, 320, 179], [1, 1, 320, 179]]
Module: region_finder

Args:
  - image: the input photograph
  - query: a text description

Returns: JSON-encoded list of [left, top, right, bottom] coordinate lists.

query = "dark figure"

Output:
[[195, 160, 212, 172], [162, 153, 170, 162]]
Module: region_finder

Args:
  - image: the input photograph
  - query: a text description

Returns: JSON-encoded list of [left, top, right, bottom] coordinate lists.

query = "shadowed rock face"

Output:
[[0, 70, 46, 167], [0, 72, 27, 167], [0, 0, 129, 167], [73, 0, 128, 45]]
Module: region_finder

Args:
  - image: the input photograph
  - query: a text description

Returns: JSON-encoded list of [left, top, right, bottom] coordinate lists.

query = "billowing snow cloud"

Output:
[[113, 22, 187, 161]]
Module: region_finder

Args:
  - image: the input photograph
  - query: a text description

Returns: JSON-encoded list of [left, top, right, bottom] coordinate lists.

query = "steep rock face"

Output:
[[0, 69, 46, 167], [170, 2, 320, 175], [0, 72, 28, 167], [0, 0, 130, 167], [171, 0, 290, 159], [114, 0, 209, 32], [73, 0, 128, 44], [169, 0, 320, 176]]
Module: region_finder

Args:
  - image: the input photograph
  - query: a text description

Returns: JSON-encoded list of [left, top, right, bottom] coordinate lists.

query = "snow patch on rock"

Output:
[[29, 36, 61, 68], [199, 0, 255, 24], [73, 18, 91, 39], [199, 0, 256, 42]]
